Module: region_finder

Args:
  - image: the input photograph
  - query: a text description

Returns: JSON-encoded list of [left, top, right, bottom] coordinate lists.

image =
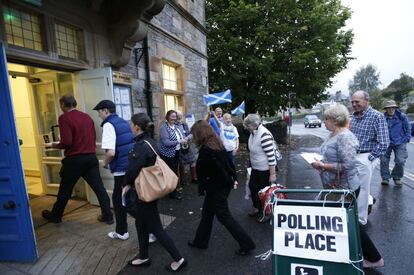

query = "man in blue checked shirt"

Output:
[[350, 91, 389, 225], [380, 100, 411, 187]]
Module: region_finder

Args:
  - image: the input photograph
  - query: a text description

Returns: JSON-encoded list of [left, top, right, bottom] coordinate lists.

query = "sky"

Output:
[[328, 0, 414, 95]]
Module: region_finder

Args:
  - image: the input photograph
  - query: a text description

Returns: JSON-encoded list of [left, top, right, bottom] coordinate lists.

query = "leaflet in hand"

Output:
[[300, 152, 322, 164]]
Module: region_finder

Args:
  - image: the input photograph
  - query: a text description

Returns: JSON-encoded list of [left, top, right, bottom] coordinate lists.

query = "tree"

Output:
[[348, 64, 380, 94], [206, 0, 353, 113], [382, 73, 414, 103]]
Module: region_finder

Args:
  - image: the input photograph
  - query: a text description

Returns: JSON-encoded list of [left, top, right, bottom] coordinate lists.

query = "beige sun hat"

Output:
[[383, 100, 398, 109]]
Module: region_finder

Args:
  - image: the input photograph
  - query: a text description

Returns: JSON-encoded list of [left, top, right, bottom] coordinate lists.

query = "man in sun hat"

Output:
[[380, 99, 411, 186]]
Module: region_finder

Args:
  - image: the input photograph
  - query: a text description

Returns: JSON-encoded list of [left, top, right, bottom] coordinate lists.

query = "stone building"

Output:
[[0, 0, 207, 261]]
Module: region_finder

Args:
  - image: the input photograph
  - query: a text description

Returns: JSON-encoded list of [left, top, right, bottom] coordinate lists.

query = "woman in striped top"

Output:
[[243, 114, 277, 223]]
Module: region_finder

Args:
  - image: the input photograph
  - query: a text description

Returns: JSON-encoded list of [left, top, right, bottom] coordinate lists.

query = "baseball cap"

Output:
[[93, 100, 115, 110]]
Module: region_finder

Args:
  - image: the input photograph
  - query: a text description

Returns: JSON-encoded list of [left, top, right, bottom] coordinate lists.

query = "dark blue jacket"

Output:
[[384, 109, 412, 145], [102, 114, 134, 173]]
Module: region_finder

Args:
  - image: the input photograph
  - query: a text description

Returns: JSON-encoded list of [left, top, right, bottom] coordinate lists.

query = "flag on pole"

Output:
[[231, 101, 245, 115], [203, 89, 232, 106]]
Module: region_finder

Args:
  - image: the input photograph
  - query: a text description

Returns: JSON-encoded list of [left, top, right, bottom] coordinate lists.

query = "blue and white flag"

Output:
[[203, 89, 232, 106], [231, 101, 245, 115]]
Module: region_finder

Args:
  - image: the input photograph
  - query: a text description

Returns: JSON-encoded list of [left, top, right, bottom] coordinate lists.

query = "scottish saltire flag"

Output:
[[231, 101, 245, 115], [203, 89, 232, 106]]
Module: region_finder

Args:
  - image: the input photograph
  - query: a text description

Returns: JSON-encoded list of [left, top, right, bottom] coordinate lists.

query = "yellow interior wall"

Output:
[[9, 73, 40, 172]]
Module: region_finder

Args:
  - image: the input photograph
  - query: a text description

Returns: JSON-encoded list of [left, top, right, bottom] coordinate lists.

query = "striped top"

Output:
[[248, 124, 276, 171]]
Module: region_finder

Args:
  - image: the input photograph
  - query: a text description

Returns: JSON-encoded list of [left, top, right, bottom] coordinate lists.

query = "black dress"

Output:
[[191, 145, 256, 251]]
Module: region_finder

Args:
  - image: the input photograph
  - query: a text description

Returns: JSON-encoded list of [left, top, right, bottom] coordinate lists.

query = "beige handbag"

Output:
[[134, 140, 178, 202]]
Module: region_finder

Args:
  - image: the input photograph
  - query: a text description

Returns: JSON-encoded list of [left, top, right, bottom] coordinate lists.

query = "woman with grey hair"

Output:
[[243, 114, 277, 222], [311, 104, 384, 269]]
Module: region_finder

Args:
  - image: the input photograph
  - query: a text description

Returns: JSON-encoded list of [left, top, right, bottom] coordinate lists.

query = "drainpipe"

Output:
[[143, 36, 153, 119]]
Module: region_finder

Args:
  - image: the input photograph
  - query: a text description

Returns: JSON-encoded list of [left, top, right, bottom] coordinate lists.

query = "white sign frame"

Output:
[[274, 205, 349, 263]]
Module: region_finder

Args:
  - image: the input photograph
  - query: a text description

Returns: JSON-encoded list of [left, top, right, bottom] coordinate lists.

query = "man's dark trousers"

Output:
[[113, 175, 128, 234], [51, 154, 112, 220]]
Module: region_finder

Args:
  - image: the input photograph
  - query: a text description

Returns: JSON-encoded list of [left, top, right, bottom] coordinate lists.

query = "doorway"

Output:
[[7, 62, 86, 199]]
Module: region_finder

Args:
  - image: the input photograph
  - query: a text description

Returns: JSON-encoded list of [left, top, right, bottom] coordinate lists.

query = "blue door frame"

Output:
[[0, 42, 38, 262]]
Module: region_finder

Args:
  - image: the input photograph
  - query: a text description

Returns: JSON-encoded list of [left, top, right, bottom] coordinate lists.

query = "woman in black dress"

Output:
[[188, 120, 255, 255]]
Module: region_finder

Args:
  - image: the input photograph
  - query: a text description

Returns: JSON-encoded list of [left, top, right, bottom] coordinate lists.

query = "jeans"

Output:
[[354, 154, 379, 225], [192, 188, 255, 250], [51, 154, 112, 220], [113, 175, 128, 234], [135, 200, 182, 261], [248, 169, 270, 211], [380, 143, 408, 181]]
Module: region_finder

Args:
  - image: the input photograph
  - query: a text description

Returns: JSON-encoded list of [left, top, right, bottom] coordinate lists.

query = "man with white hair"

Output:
[[350, 91, 389, 225]]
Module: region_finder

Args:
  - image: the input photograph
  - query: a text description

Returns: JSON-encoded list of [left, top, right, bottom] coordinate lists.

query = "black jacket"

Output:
[[124, 133, 158, 187], [196, 145, 237, 194]]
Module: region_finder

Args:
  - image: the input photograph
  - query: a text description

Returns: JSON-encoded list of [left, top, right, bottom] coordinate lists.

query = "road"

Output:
[[290, 121, 414, 189]]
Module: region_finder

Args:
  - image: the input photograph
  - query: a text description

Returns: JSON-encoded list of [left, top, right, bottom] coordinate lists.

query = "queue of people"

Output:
[[41, 94, 393, 271]]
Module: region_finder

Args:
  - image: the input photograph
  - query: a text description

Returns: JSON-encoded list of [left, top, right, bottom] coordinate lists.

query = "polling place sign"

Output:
[[274, 205, 349, 263]]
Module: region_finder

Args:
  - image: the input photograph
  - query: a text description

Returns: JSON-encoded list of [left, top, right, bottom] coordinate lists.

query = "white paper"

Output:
[[246, 167, 252, 176], [116, 105, 122, 116], [120, 88, 130, 104], [121, 106, 131, 121], [300, 152, 322, 164], [114, 87, 121, 104], [185, 114, 195, 129]]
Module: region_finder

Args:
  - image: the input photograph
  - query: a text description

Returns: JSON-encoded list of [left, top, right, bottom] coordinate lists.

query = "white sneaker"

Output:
[[149, 233, 157, 243], [107, 231, 129, 240]]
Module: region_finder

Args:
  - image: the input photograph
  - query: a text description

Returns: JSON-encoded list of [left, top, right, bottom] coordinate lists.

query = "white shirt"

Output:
[[102, 122, 125, 176], [221, 124, 239, 151]]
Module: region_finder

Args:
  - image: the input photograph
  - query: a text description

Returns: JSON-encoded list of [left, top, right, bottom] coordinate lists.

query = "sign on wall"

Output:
[[274, 205, 349, 263]]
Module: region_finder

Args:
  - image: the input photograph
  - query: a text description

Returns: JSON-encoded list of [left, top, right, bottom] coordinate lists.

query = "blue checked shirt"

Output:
[[350, 106, 390, 161]]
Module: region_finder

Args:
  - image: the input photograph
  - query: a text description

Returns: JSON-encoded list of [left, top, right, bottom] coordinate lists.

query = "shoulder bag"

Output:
[[134, 140, 178, 202]]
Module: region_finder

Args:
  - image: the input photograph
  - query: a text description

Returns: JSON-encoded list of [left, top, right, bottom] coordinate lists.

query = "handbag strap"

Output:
[[143, 140, 160, 157]]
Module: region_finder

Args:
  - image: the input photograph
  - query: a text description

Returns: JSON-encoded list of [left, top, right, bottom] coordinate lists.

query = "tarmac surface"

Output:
[[119, 134, 414, 275]]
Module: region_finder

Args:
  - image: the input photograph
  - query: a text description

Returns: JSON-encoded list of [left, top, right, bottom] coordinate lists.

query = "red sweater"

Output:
[[56, 109, 96, 157]]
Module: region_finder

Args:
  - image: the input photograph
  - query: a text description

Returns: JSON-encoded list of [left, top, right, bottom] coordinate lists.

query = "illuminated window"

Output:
[[54, 22, 85, 60], [3, 5, 43, 51], [162, 64, 178, 91], [164, 94, 184, 114]]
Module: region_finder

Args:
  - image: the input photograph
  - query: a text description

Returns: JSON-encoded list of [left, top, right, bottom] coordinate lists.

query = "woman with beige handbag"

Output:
[[122, 113, 187, 272]]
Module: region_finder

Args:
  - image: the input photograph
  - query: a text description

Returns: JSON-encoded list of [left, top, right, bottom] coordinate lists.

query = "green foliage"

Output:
[[382, 73, 414, 103], [206, 0, 353, 113], [348, 64, 380, 94]]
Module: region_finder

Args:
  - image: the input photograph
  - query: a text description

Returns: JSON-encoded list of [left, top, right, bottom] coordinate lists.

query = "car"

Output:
[[304, 115, 322, 128]]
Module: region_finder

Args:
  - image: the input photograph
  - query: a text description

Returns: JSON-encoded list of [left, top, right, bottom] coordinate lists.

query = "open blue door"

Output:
[[0, 42, 37, 261]]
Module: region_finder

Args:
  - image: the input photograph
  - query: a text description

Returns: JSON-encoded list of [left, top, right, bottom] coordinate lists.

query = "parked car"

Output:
[[304, 115, 322, 128]]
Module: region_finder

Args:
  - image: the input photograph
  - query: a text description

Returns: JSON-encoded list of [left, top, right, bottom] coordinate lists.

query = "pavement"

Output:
[[119, 134, 414, 275]]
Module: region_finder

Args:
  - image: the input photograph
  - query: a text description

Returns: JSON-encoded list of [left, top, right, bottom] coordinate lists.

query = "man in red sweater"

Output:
[[42, 95, 113, 224]]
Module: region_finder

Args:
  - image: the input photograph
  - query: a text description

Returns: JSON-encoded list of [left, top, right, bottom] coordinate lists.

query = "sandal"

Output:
[[165, 258, 187, 272]]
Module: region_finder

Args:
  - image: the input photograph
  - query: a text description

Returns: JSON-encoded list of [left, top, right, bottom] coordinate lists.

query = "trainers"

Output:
[[381, 179, 389, 185], [149, 233, 157, 243], [108, 231, 129, 240], [394, 179, 402, 186]]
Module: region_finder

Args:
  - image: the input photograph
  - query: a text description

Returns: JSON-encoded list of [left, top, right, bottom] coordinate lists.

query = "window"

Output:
[[164, 94, 184, 114], [3, 5, 43, 51], [54, 22, 85, 60], [162, 63, 178, 91]]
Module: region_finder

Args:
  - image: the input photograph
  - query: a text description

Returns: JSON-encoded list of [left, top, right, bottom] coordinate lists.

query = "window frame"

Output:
[[1, 3, 46, 53]]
